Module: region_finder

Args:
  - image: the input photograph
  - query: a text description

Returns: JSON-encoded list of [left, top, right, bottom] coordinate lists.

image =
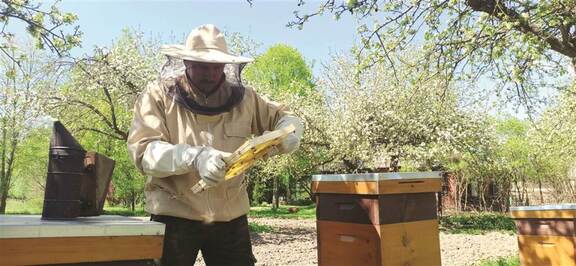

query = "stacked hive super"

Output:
[[510, 204, 576, 266], [312, 172, 443, 266]]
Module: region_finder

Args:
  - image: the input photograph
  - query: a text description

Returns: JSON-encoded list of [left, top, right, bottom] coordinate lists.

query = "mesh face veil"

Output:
[[159, 56, 247, 87], [160, 55, 248, 116]]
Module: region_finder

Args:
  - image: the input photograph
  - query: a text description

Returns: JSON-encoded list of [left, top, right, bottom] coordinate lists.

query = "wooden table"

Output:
[[0, 215, 164, 266], [312, 171, 443, 266], [510, 204, 576, 266]]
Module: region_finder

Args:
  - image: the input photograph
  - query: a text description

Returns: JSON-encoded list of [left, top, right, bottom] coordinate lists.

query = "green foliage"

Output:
[[250, 174, 268, 205], [249, 204, 316, 219], [440, 212, 516, 234], [243, 44, 315, 97], [242, 44, 319, 206], [476, 256, 520, 266], [42, 29, 163, 209], [523, 86, 576, 203], [102, 205, 148, 217], [10, 126, 51, 199], [0, 44, 59, 213], [248, 222, 274, 233], [5, 198, 43, 214]]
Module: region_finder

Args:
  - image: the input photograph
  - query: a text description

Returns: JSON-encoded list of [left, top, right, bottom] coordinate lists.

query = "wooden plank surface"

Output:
[[377, 179, 442, 194], [316, 219, 442, 266], [379, 219, 442, 266], [517, 235, 575, 266], [312, 181, 379, 195], [515, 219, 575, 236], [316, 193, 437, 225], [0, 235, 163, 266], [312, 178, 442, 195], [317, 220, 381, 266]]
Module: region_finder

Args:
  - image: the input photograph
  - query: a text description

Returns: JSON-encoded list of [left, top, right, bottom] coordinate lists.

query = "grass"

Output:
[[6, 198, 518, 236], [248, 204, 316, 219], [4, 198, 291, 233], [440, 212, 516, 234], [5, 198, 149, 216], [5, 198, 43, 214], [4, 198, 317, 219], [476, 256, 520, 266], [101, 206, 148, 217], [248, 222, 274, 233]]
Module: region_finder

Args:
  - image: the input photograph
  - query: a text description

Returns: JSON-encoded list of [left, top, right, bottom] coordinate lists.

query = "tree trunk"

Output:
[[0, 188, 7, 213], [286, 168, 292, 204], [0, 115, 7, 214], [272, 175, 279, 210], [538, 179, 544, 204], [131, 190, 136, 212], [286, 179, 291, 205]]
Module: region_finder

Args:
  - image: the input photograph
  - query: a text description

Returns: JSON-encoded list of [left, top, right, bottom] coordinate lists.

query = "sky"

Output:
[[9, 0, 567, 118], [51, 0, 360, 75]]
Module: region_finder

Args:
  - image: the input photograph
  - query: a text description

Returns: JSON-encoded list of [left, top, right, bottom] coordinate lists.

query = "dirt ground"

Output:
[[196, 217, 518, 266]]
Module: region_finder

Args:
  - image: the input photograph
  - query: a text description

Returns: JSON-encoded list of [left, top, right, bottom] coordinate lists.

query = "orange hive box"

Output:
[[312, 171, 443, 266], [0, 215, 165, 265], [510, 204, 576, 266]]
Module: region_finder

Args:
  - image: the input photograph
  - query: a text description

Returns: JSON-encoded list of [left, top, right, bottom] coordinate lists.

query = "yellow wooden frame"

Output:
[[191, 124, 296, 194]]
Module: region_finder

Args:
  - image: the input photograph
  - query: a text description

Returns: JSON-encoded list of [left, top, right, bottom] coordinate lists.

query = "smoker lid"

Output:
[[50, 121, 85, 151]]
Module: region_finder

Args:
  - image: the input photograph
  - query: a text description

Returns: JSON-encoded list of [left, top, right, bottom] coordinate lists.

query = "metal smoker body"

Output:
[[42, 121, 115, 220]]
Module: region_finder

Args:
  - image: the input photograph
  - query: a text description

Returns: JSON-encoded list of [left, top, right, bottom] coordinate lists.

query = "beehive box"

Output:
[[0, 215, 165, 265], [510, 204, 576, 266], [312, 172, 443, 266]]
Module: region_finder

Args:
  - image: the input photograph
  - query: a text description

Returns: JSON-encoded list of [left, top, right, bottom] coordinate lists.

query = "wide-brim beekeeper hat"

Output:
[[160, 24, 253, 64]]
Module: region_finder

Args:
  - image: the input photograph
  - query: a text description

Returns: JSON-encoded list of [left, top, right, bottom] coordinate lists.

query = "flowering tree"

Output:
[[283, 0, 574, 108], [243, 44, 319, 206], [315, 53, 493, 171], [0, 44, 58, 213], [1, 0, 81, 62], [42, 29, 162, 210], [527, 87, 576, 203]]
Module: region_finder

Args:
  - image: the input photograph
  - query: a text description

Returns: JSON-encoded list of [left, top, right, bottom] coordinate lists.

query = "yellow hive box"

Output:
[[510, 204, 576, 266]]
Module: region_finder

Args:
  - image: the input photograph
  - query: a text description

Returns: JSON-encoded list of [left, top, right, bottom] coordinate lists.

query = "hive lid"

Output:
[[0, 215, 165, 239], [510, 204, 576, 219], [510, 204, 576, 211], [312, 171, 443, 182], [311, 171, 443, 195]]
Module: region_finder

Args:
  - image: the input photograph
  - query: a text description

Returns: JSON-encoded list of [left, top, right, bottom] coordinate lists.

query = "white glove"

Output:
[[269, 115, 304, 156], [194, 147, 230, 188]]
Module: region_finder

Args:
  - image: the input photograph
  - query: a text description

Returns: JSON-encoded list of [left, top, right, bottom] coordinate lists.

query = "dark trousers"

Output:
[[151, 215, 256, 266]]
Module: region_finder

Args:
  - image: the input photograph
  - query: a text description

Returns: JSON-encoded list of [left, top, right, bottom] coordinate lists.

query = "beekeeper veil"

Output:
[[159, 24, 253, 115]]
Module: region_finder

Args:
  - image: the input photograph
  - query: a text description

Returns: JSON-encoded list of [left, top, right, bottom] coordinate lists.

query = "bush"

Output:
[[249, 204, 316, 219], [102, 206, 148, 217], [290, 197, 314, 206], [249, 222, 274, 233], [440, 212, 516, 234], [476, 256, 520, 266]]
